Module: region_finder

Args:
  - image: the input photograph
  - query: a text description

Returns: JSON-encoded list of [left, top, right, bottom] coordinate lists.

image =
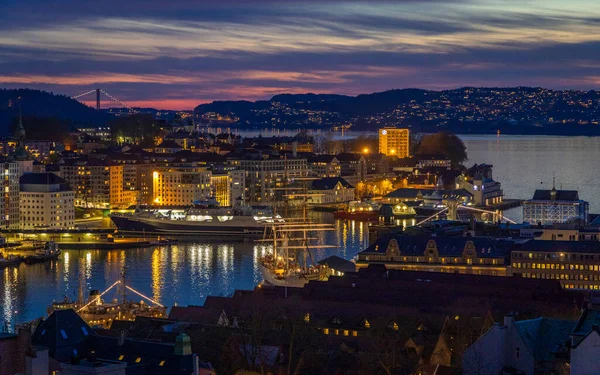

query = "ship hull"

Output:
[[257, 263, 313, 288], [110, 215, 265, 237]]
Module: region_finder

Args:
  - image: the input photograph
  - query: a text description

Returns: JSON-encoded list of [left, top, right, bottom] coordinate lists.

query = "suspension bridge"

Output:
[[71, 89, 136, 112]]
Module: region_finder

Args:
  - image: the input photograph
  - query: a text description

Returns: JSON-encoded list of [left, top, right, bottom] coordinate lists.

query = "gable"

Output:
[[386, 239, 400, 256]]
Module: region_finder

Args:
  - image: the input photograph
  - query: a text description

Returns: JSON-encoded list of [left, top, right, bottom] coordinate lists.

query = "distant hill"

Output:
[[0, 89, 113, 135], [194, 87, 600, 135]]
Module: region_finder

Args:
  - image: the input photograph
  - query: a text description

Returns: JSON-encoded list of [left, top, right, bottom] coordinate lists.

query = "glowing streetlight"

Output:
[[362, 147, 369, 154], [390, 149, 396, 155]]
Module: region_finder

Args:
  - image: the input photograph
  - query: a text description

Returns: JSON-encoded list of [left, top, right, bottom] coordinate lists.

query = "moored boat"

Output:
[[110, 200, 277, 237], [333, 200, 381, 221], [23, 241, 61, 264]]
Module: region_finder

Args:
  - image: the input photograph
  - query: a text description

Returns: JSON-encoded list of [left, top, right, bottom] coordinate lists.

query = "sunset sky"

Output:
[[1, 0, 599, 110]]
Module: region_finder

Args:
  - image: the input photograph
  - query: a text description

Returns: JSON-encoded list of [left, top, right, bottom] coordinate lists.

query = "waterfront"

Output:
[[1, 212, 369, 325], [3, 134, 600, 325]]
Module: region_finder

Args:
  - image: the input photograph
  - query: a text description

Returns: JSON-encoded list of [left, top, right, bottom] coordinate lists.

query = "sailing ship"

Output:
[[47, 278, 166, 328], [256, 207, 344, 289]]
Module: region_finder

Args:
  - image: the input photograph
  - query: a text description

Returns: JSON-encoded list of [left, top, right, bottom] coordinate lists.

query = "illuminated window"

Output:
[[323, 328, 329, 335], [118, 355, 124, 361], [343, 330, 349, 336], [159, 360, 166, 366], [304, 313, 310, 323], [135, 357, 142, 363], [364, 319, 371, 328]]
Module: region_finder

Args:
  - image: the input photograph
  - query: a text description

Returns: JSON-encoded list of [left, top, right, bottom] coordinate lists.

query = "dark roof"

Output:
[[32, 309, 96, 362], [317, 255, 356, 273], [311, 177, 353, 190], [156, 140, 182, 149], [308, 155, 338, 163], [416, 154, 449, 160], [513, 240, 600, 253], [20, 172, 67, 185], [515, 317, 574, 362], [335, 153, 363, 162], [361, 235, 513, 258], [532, 189, 580, 201]]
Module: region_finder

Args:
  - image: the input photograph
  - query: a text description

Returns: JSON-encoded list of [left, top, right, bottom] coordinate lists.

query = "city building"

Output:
[[152, 167, 212, 206], [456, 164, 504, 206], [335, 153, 366, 180], [238, 156, 309, 203], [19, 173, 75, 229], [416, 154, 451, 170], [307, 155, 341, 178], [511, 240, 600, 290], [31, 309, 205, 375], [308, 177, 354, 204], [58, 160, 126, 209], [356, 235, 510, 276], [523, 187, 589, 225], [463, 315, 575, 375], [0, 157, 21, 229], [378, 127, 410, 157], [210, 169, 245, 206]]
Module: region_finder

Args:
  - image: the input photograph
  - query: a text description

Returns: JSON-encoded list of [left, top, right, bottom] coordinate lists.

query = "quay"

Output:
[[1, 229, 170, 250]]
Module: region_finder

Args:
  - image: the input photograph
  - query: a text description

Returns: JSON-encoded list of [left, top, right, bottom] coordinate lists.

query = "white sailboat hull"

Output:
[[257, 263, 310, 288]]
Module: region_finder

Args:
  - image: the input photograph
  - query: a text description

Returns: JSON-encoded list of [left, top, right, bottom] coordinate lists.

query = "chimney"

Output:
[[174, 333, 192, 356], [117, 330, 126, 347]]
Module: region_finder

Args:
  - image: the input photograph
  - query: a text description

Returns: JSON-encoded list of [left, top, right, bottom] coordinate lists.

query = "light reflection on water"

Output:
[[2, 214, 369, 325]]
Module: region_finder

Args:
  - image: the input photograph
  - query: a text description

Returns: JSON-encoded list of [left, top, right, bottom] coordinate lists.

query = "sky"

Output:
[[0, 0, 599, 110]]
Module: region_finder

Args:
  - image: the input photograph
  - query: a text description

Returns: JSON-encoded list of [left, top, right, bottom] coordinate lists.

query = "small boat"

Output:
[[333, 200, 381, 221], [23, 242, 61, 264], [0, 253, 23, 268]]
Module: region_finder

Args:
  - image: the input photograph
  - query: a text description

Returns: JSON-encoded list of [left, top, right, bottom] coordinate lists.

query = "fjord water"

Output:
[[2, 135, 600, 325]]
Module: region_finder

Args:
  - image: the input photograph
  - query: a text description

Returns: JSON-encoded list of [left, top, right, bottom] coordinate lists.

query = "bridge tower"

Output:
[[96, 89, 101, 110]]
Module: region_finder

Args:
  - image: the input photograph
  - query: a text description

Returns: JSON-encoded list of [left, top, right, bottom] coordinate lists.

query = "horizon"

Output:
[[1, 0, 599, 110]]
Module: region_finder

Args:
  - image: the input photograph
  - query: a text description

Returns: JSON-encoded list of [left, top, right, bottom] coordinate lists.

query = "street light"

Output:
[[362, 148, 369, 154]]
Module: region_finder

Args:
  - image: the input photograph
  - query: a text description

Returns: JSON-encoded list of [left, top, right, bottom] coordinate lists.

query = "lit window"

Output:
[[323, 328, 329, 335], [60, 329, 68, 339], [135, 357, 142, 363], [159, 360, 166, 366], [364, 319, 370, 328], [118, 355, 124, 361]]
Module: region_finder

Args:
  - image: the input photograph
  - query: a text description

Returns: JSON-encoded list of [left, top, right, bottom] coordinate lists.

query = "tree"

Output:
[[10, 115, 71, 142], [416, 132, 467, 168], [110, 114, 163, 147]]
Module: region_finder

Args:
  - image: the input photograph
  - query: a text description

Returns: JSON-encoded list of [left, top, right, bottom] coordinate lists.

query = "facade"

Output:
[[58, 160, 126, 208], [19, 173, 75, 229], [463, 315, 574, 375], [356, 235, 509, 276], [239, 156, 309, 203], [335, 153, 366, 179], [378, 127, 410, 157], [210, 170, 245, 207], [152, 168, 212, 206], [416, 154, 451, 170], [0, 158, 21, 229], [511, 240, 600, 290], [308, 155, 341, 178], [308, 177, 354, 204], [523, 188, 589, 225]]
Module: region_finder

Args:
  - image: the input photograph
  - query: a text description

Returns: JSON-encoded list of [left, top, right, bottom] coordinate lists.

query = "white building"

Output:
[[308, 177, 355, 205], [19, 173, 75, 229], [523, 188, 589, 225], [463, 315, 574, 375]]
